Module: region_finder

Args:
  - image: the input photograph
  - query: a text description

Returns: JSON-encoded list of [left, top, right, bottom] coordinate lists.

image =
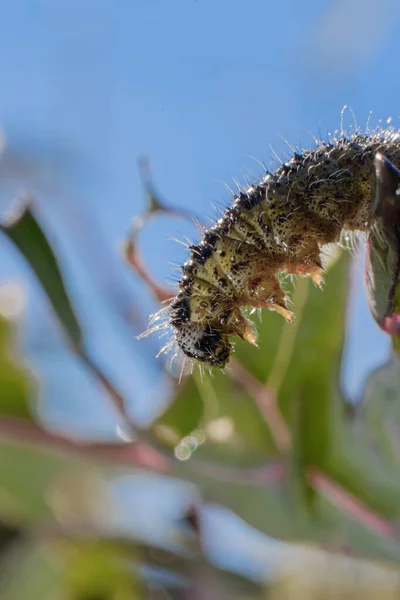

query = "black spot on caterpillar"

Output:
[[142, 128, 400, 370]]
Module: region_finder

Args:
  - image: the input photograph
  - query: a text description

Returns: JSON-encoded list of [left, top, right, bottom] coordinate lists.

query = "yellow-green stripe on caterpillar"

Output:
[[143, 129, 400, 369]]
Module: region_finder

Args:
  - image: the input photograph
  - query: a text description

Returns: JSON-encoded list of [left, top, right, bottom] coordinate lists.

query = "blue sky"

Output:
[[0, 0, 400, 432]]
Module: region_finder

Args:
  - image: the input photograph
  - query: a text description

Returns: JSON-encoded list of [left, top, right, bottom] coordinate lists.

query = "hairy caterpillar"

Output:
[[144, 128, 400, 369]]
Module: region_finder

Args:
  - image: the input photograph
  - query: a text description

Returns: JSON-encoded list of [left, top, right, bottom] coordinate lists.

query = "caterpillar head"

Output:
[[174, 321, 232, 368]]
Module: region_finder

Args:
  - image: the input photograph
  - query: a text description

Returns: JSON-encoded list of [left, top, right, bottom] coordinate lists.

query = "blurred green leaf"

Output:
[[360, 356, 400, 468], [191, 370, 277, 463], [321, 354, 400, 520], [157, 377, 203, 439], [0, 538, 139, 600], [0, 314, 32, 420], [286, 253, 350, 503], [277, 252, 350, 447], [266, 542, 400, 599], [65, 540, 139, 600], [233, 307, 286, 384], [0, 539, 64, 600], [277, 251, 400, 520], [159, 370, 278, 465], [184, 472, 400, 563], [0, 200, 82, 348], [323, 429, 400, 521], [0, 439, 97, 523]]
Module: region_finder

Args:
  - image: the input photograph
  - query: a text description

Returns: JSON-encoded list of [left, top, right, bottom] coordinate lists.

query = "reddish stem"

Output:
[[307, 467, 400, 543]]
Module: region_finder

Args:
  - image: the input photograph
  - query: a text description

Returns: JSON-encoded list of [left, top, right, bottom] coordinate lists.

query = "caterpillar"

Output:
[[143, 127, 400, 370]]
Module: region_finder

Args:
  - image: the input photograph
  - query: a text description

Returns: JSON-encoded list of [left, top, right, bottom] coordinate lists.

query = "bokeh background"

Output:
[[2, 1, 400, 595]]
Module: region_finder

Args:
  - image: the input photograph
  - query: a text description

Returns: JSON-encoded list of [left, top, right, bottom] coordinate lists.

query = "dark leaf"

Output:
[[365, 154, 400, 334], [0, 199, 82, 348]]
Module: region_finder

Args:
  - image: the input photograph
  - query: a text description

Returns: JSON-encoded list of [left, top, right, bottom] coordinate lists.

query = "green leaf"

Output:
[[184, 471, 400, 563], [323, 428, 400, 521], [0, 314, 32, 420], [0, 539, 64, 600], [233, 306, 286, 384], [0, 200, 82, 348], [159, 368, 278, 464], [361, 355, 400, 468], [277, 252, 350, 442], [0, 538, 139, 600], [266, 542, 400, 599], [65, 540, 139, 599], [287, 253, 350, 504], [0, 439, 96, 523], [321, 354, 400, 520], [156, 377, 203, 440], [190, 369, 277, 463]]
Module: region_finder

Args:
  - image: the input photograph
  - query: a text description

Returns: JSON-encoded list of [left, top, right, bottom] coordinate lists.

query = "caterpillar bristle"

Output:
[[247, 154, 268, 173], [268, 143, 284, 167]]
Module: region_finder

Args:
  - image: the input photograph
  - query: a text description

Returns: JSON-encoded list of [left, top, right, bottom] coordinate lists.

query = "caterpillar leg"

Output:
[[247, 275, 294, 323], [230, 310, 258, 346], [290, 262, 324, 289], [269, 302, 295, 322], [286, 242, 324, 289], [254, 299, 294, 323]]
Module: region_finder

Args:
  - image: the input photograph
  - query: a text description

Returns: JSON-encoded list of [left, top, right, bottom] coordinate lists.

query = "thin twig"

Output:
[[307, 467, 400, 543], [0, 416, 288, 487], [0, 416, 170, 473], [123, 238, 173, 303]]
